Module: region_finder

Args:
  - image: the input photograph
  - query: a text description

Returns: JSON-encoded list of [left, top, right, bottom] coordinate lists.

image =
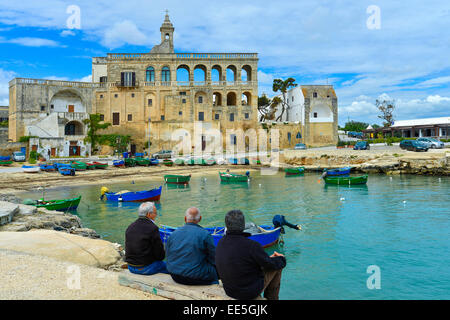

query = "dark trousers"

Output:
[[261, 269, 282, 300], [170, 273, 219, 285]]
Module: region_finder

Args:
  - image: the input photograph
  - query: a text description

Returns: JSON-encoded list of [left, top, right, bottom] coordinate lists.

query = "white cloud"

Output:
[[1, 37, 62, 47], [60, 30, 76, 37], [102, 20, 150, 49], [0, 68, 16, 106]]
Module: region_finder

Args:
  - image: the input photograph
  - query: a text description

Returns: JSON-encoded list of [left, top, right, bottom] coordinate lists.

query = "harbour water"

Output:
[[20, 172, 450, 299]]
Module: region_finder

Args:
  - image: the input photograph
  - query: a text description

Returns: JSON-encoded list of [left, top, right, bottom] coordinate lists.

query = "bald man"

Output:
[[165, 207, 218, 285]]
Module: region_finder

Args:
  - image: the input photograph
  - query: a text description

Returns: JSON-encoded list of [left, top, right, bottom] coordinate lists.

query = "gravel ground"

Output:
[[0, 249, 166, 300]]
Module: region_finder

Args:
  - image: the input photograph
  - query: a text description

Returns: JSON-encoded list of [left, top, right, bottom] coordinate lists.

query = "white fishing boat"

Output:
[[22, 165, 41, 173]]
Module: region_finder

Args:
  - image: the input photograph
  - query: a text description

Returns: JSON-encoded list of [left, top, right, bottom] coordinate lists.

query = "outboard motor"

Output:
[[272, 215, 301, 234]]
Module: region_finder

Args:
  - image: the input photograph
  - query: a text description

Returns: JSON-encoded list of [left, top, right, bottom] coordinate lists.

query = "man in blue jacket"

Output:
[[165, 207, 219, 285], [215, 210, 286, 300]]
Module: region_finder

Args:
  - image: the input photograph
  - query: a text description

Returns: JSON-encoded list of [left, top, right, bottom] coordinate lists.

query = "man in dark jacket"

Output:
[[165, 207, 218, 285], [125, 202, 168, 275], [215, 210, 286, 300]]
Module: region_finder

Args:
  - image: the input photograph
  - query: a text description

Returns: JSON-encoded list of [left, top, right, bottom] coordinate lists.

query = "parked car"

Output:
[[151, 150, 173, 159], [416, 137, 444, 149], [12, 151, 26, 162], [399, 140, 429, 152], [353, 141, 370, 150], [294, 143, 307, 150]]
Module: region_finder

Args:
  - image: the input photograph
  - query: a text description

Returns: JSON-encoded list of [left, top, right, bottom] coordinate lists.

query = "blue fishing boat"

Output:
[[100, 185, 162, 202], [159, 224, 282, 248], [39, 163, 56, 172], [324, 166, 352, 176], [59, 167, 75, 176], [113, 160, 125, 167], [229, 158, 238, 165], [149, 158, 159, 166]]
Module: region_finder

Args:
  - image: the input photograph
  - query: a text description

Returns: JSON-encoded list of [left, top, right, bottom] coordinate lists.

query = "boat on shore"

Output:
[[285, 167, 305, 176], [100, 186, 162, 202], [113, 160, 125, 167], [174, 158, 185, 166], [39, 163, 56, 172], [27, 196, 82, 211], [163, 159, 173, 166], [164, 174, 191, 185], [22, 165, 41, 173], [59, 167, 75, 176], [323, 174, 368, 185], [124, 158, 136, 167], [0, 156, 12, 166], [86, 162, 96, 170], [71, 161, 87, 171], [135, 157, 150, 166], [219, 171, 250, 182], [92, 161, 108, 169], [324, 167, 352, 176], [149, 158, 159, 166]]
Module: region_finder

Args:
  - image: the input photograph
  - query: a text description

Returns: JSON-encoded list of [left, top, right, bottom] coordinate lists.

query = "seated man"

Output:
[[125, 202, 168, 275], [215, 210, 286, 300], [165, 207, 218, 285]]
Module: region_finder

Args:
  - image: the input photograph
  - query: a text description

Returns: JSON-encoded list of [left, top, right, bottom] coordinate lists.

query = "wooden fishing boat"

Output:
[[205, 158, 216, 165], [149, 158, 159, 166], [135, 157, 150, 166], [324, 167, 352, 176], [0, 160, 13, 166], [285, 166, 305, 176], [163, 159, 173, 166], [39, 163, 56, 172], [86, 162, 96, 170], [219, 171, 250, 182], [31, 196, 82, 211], [100, 186, 162, 202], [159, 224, 281, 248], [22, 165, 41, 173], [229, 158, 239, 165], [59, 167, 75, 176], [113, 160, 125, 167], [186, 158, 196, 165], [92, 161, 108, 169], [71, 161, 87, 171], [323, 174, 368, 185], [174, 158, 185, 166], [124, 158, 136, 167], [164, 174, 191, 185]]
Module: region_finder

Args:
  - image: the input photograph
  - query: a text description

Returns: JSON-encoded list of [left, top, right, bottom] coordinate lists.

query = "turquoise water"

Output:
[[20, 172, 450, 299]]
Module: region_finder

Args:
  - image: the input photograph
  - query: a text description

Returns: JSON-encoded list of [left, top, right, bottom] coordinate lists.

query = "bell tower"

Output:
[[160, 10, 174, 52]]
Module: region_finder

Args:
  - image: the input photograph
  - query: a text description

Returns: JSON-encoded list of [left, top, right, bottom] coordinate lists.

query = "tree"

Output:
[[376, 99, 395, 127], [258, 94, 281, 122], [272, 78, 298, 121], [83, 114, 111, 152], [343, 121, 369, 132]]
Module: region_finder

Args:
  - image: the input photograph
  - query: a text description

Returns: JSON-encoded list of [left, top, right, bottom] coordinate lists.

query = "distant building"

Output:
[[364, 117, 449, 139]]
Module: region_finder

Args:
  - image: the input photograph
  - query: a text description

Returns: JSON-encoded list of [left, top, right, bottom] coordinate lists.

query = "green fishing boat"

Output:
[[285, 167, 305, 176], [0, 160, 13, 166], [71, 161, 87, 171], [174, 158, 185, 165], [92, 161, 108, 169], [86, 162, 96, 170], [219, 171, 250, 182], [164, 174, 191, 185], [135, 157, 150, 166], [323, 174, 368, 185], [163, 159, 173, 166], [124, 158, 136, 167], [27, 195, 82, 211]]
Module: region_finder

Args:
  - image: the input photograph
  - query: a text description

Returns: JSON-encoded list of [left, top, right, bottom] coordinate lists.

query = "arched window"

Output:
[[146, 67, 155, 82], [161, 66, 171, 82], [296, 132, 302, 139]]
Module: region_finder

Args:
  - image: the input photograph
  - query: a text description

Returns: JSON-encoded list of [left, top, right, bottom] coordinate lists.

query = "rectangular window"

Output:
[[182, 99, 186, 104], [230, 113, 234, 122], [131, 93, 135, 98], [113, 112, 120, 125], [68, 105, 74, 113], [230, 134, 237, 145], [180, 92, 186, 96], [99, 95, 103, 99], [100, 114, 105, 121], [128, 114, 132, 121], [198, 96, 203, 103], [215, 114, 219, 120], [292, 96, 294, 101], [50, 104, 54, 109], [313, 112, 318, 118], [245, 113, 249, 119], [198, 112, 204, 121], [148, 99, 152, 106], [313, 92, 318, 98], [100, 76, 107, 83], [115, 94, 118, 98], [179, 111, 182, 116], [40, 106, 45, 111], [121, 72, 136, 87], [161, 115, 165, 121]]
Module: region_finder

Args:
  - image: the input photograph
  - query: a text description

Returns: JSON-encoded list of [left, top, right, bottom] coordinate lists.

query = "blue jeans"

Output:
[[128, 261, 169, 275]]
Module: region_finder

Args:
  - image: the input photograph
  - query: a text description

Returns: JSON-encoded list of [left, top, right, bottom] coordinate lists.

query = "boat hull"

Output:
[[159, 225, 281, 248], [219, 172, 250, 182], [323, 174, 368, 185], [325, 167, 352, 176], [105, 186, 162, 202], [285, 167, 305, 175], [34, 196, 81, 211], [164, 174, 191, 184]]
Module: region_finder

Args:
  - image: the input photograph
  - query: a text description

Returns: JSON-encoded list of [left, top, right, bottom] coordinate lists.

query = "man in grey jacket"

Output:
[[165, 207, 219, 285]]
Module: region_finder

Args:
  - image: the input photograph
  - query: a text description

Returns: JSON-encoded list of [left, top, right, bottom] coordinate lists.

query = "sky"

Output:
[[0, 0, 449, 126]]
